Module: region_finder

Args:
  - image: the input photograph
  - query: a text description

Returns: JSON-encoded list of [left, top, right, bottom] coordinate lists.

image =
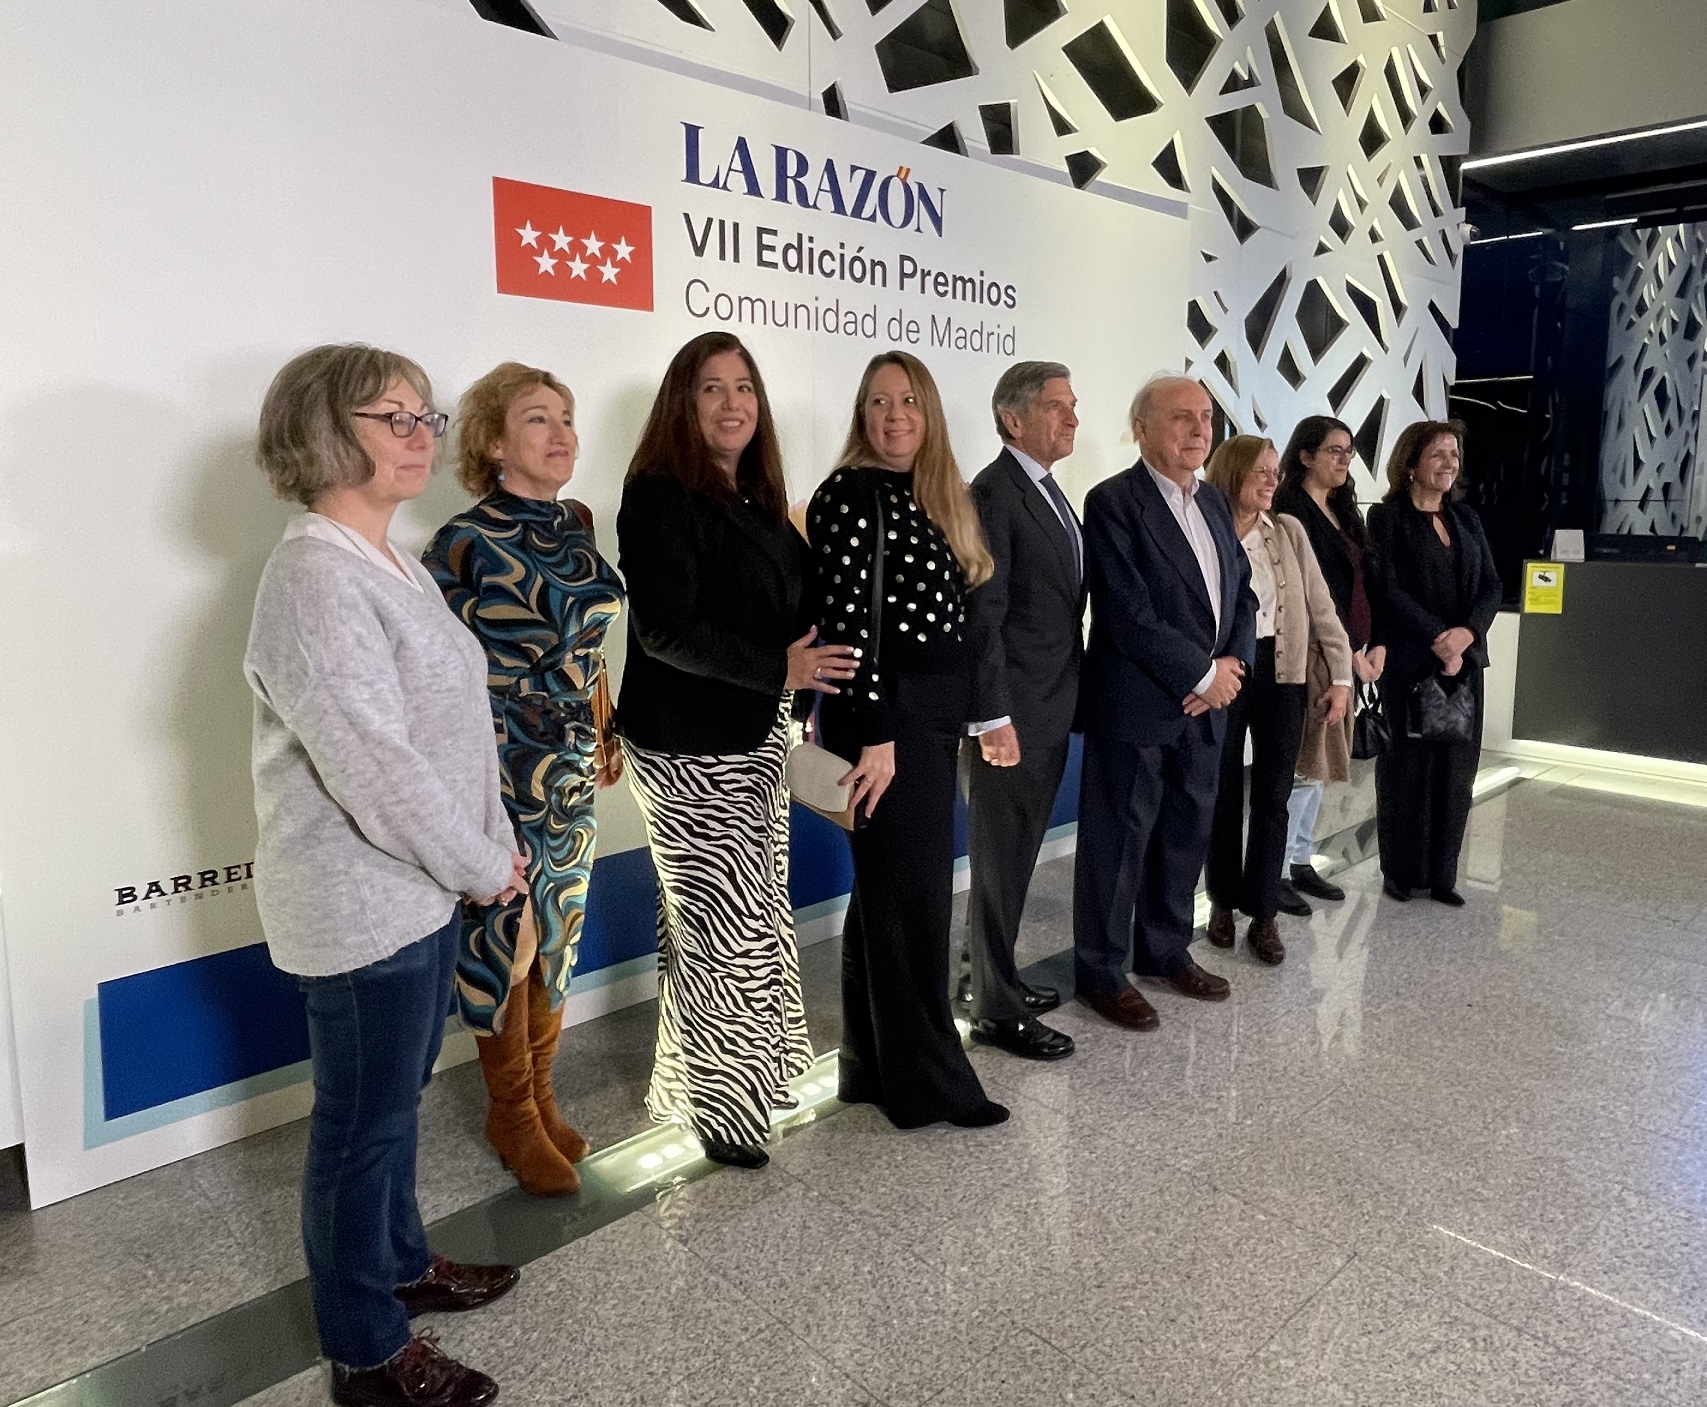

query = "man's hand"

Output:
[[978, 723, 1021, 768], [1199, 656, 1245, 709]]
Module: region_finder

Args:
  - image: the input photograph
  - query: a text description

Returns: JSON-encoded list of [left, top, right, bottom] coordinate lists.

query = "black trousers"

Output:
[[959, 729, 1071, 1022], [1206, 639, 1308, 922], [823, 669, 989, 1128], [1376, 669, 1483, 891], [1072, 712, 1223, 994]]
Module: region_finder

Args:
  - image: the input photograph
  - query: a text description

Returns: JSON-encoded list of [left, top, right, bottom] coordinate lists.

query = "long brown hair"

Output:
[[1277, 414, 1368, 549], [1384, 419, 1466, 502], [834, 350, 993, 586], [1204, 434, 1275, 512], [626, 331, 787, 519]]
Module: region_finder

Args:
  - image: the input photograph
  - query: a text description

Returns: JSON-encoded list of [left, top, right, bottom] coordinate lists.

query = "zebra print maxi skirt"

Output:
[[623, 705, 813, 1146]]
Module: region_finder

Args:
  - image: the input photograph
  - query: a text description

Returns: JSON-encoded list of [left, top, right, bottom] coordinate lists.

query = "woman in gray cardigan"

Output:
[[244, 344, 525, 1407], [1202, 435, 1352, 965]]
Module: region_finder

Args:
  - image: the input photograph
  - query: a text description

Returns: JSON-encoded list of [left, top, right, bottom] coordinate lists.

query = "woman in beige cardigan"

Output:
[[1203, 436, 1352, 964]]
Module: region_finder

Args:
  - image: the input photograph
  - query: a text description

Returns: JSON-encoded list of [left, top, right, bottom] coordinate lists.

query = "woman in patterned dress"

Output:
[[616, 331, 857, 1169], [423, 362, 624, 1197]]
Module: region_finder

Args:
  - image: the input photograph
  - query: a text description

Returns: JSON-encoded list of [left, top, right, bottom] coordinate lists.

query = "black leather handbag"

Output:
[[1406, 672, 1476, 743], [1350, 679, 1391, 760]]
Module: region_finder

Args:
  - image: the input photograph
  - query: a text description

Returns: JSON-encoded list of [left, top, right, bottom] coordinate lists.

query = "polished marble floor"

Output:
[[8, 756, 1707, 1405]]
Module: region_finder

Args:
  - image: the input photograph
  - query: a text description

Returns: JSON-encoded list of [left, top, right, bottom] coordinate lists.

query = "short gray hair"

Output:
[[1127, 373, 1203, 431], [257, 343, 434, 506], [991, 360, 1072, 440]]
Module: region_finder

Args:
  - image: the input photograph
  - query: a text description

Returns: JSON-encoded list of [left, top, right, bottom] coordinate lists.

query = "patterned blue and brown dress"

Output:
[[423, 491, 624, 1034]]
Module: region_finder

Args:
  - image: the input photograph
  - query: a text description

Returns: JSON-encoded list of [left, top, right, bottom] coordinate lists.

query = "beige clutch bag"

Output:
[[786, 742, 862, 831]]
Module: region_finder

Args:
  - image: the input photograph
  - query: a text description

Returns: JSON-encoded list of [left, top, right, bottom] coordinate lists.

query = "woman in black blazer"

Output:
[[617, 331, 855, 1169], [1367, 420, 1502, 906]]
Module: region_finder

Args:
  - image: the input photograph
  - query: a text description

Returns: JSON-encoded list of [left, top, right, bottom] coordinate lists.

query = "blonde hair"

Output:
[[256, 344, 433, 506], [1205, 434, 1275, 508], [835, 351, 993, 587], [457, 362, 576, 498]]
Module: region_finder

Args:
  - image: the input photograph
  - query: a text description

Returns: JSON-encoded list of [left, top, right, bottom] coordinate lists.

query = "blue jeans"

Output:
[[297, 914, 458, 1369], [1286, 778, 1325, 867]]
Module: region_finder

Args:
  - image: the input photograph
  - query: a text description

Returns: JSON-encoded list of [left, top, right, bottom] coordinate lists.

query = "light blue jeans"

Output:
[[1285, 778, 1324, 869]]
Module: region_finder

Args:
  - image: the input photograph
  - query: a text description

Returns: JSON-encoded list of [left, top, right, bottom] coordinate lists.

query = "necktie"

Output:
[[1038, 472, 1082, 583]]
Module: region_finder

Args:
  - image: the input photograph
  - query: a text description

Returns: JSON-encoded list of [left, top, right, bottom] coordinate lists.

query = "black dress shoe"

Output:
[[1207, 907, 1236, 948], [331, 1331, 498, 1407], [702, 1139, 769, 1169], [948, 1100, 1010, 1128], [1020, 983, 1061, 1015], [1290, 864, 1345, 902], [1382, 878, 1413, 902], [1275, 880, 1314, 917], [1430, 886, 1466, 907], [395, 1255, 519, 1317], [1163, 956, 1231, 1002], [970, 1017, 1075, 1061]]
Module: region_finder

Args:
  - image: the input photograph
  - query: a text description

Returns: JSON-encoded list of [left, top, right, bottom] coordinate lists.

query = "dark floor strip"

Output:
[[12, 783, 1487, 1407]]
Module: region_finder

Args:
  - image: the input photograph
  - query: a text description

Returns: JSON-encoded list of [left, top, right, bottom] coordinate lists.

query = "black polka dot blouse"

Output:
[[806, 465, 969, 745]]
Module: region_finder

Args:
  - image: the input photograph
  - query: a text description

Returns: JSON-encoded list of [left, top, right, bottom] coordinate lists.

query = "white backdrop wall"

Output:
[[0, 0, 1188, 1202]]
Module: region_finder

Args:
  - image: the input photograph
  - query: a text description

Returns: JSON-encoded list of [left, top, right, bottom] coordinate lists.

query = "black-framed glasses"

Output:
[[352, 410, 449, 439]]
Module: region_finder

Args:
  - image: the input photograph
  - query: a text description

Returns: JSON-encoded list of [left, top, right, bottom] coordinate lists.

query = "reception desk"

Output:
[[1511, 560, 1707, 765]]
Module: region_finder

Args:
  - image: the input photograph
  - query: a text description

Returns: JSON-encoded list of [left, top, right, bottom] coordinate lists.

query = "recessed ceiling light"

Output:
[[1463, 117, 1707, 171]]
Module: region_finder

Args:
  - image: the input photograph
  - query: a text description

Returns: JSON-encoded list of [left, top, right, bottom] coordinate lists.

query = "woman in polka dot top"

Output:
[[806, 351, 1010, 1131]]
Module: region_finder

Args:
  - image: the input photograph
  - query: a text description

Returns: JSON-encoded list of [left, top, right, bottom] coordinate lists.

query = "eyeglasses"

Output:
[[352, 410, 449, 439], [1316, 446, 1354, 462], [1251, 468, 1280, 483]]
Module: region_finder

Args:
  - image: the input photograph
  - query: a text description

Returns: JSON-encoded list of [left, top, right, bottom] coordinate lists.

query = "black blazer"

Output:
[[1272, 479, 1375, 646], [615, 472, 810, 754], [1078, 459, 1257, 746], [966, 449, 1086, 742], [1367, 496, 1502, 696]]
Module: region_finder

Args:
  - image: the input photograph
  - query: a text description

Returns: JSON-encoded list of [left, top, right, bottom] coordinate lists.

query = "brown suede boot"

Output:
[[475, 982, 579, 1197], [527, 966, 590, 1164]]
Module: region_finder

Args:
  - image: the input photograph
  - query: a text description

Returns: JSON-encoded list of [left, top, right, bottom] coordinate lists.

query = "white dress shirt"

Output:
[[1145, 464, 1223, 698]]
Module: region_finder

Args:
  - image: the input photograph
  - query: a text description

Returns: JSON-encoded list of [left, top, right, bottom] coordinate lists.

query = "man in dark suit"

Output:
[[961, 362, 1085, 1062], [1072, 375, 1257, 1031]]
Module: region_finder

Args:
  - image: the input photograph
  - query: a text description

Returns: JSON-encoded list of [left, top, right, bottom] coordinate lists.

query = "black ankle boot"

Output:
[[702, 1139, 769, 1169]]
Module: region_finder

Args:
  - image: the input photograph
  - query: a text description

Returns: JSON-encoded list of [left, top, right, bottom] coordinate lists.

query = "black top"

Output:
[[615, 471, 811, 755], [1367, 496, 1502, 696], [1272, 479, 1375, 650], [807, 465, 970, 746], [965, 448, 1085, 740]]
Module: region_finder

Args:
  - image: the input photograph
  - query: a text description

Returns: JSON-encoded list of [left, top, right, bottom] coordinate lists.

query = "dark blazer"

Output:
[[966, 448, 1086, 741], [615, 472, 810, 755], [1077, 459, 1257, 746], [1366, 496, 1502, 695], [1272, 479, 1375, 645]]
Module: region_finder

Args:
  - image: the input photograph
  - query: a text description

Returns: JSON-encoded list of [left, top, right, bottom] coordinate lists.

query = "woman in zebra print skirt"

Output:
[[617, 332, 858, 1168]]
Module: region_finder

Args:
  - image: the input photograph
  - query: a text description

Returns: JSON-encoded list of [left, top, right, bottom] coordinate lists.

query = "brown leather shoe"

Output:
[[1081, 986, 1160, 1031], [527, 966, 590, 1164], [396, 1254, 520, 1317], [1163, 956, 1230, 1001], [331, 1331, 498, 1406], [1207, 907, 1236, 948], [1246, 918, 1285, 966]]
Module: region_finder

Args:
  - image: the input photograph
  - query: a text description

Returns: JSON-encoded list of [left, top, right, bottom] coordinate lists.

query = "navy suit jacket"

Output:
[[1077, 458, 1258, 746]]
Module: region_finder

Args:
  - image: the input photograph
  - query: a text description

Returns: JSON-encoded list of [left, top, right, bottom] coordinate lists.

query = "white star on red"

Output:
[[612, 236, 634, 262], [567, 255, 588, 279], [598, 260, 619, 283], [516, 222, 540, 248], [534, 250, 558, 275], [582, 230, 604, 257], [549, 227, 573, 252]]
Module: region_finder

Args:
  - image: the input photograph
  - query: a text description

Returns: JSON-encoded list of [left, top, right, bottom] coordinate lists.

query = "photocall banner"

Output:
[[0, 0, 1189, 1204]]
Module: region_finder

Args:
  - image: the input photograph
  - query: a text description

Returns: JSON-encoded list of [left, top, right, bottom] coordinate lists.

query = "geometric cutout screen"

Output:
[[523, 0, 1476, 486]]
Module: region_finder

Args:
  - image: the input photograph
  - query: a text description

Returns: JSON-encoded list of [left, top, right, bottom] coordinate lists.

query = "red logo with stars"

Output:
[[492, 177, 653, 311]]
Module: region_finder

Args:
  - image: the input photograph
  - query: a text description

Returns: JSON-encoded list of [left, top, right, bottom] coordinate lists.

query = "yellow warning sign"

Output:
[[1523, 561, 1565, 614]]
